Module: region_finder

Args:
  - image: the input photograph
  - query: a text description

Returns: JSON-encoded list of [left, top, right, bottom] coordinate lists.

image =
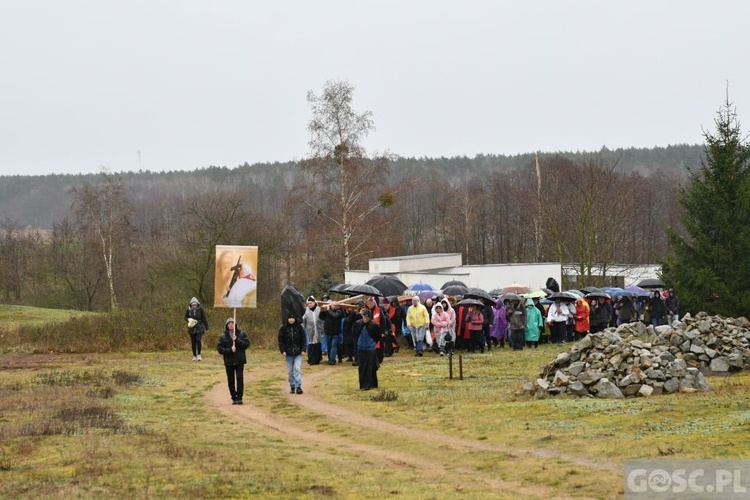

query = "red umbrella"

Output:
[[500, 283, 531, 294]]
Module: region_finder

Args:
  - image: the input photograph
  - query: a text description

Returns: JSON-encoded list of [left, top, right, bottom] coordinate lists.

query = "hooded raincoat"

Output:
[[524, 298, 543, 342]]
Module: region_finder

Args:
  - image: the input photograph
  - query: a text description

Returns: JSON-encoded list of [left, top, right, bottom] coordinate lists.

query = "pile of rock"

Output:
[[531, 312, 750, 398]]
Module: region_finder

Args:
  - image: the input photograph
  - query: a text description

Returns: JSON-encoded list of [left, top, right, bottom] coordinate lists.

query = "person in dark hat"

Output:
[[354, 308, 380, 390], [278, 313, 306, 394], [217, 317, 250, 404]]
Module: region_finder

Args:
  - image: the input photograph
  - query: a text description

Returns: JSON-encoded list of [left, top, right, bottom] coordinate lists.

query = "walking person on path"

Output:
[[217, 317, 250, 405], [185, 297, 209, 361], [278, 313, 306, 394]]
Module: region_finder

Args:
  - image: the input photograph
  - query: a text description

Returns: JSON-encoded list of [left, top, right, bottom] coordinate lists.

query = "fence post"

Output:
[[459, 354, 463, 380]]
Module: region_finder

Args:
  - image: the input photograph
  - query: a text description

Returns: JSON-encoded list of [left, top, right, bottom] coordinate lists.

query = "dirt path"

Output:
[[205, 360, 614, 498]]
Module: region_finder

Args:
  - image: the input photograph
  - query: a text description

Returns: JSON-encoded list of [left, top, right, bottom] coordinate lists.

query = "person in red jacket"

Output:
[[573, 298, 590, 340]]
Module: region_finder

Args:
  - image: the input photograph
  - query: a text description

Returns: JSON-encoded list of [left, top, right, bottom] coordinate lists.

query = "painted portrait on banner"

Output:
[[214, 245, 258, 308]]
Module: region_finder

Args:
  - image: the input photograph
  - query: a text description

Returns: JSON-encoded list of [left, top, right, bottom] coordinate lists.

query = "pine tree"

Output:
[[663, 97, 750, 316]]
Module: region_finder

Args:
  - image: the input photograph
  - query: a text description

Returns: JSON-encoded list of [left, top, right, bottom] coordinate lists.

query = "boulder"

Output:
[[710, 356, 730, 372], [592, 378, 624, 399], [568, 361, 586, 377], [553, 370, 570, 386], [578, 370, 605, 385], [663, 378, 680, 394], [574, 335, 593, 351], [638, 384, 654, 397], [567, 381, 589, 397], [622, 384, 643, 397], [727, 352, 745, 369]]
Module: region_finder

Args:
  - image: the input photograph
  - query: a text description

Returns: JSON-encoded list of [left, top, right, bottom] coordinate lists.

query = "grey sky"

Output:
[[1, 1, 748, 176]]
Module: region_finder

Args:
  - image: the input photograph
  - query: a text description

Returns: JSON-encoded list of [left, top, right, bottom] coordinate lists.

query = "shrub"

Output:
[[13, 301, 283, 353]]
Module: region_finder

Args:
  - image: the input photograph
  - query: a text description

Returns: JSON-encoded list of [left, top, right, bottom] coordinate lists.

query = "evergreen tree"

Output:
[[663, 98, 750, 316]]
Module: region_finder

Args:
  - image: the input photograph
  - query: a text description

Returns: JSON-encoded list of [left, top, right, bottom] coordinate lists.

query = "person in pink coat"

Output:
[[440, 298, 457, 353], [431, 303, 451, 356]]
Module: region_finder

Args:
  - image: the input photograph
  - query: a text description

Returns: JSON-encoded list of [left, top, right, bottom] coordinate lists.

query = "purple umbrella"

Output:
[[413, 290, 440, 301]]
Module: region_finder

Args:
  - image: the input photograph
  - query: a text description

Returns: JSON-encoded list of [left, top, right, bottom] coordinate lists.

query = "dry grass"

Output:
[[1, 306, 748, 498]]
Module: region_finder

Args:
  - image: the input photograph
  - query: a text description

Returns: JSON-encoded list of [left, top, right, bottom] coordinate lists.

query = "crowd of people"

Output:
[[187, 285, 680, 402]]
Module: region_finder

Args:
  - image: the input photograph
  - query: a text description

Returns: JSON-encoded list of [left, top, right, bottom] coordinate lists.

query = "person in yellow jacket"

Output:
[[406, 296, 430, 356]]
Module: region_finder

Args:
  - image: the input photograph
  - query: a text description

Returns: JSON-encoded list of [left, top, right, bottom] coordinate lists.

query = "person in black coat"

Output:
[[185, 297, 209, 361], [217, 317, 250, 405], [649, 291, 666, 327], [354, 309, 381, 391], [590, 297, 613, 333], [665, 289, 680, 325], [278, 314, 306, 394], [320, 301, 345, 365], [481, 302, 495, 352]]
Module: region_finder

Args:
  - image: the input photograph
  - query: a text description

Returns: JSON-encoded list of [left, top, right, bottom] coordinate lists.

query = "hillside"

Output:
[[0, 145, 702, 229]]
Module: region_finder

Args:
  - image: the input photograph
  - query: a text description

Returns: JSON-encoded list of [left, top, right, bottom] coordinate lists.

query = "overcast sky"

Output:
[[1, 1, 748, 176]]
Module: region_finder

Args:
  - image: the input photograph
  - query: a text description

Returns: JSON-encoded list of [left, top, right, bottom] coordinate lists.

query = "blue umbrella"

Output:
[[624, 285, 651, 297], [602, 287, 634, 298], [405, 282, 435, 292]]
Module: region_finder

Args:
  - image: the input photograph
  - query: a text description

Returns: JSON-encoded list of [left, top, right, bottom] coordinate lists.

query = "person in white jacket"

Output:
[[546, 298, 570, 346]]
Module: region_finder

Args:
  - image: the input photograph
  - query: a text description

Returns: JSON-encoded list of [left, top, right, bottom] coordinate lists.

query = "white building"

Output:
[[344, 253, 662, 292], [562, 263, 662, 288], [345, 253, 562, 292]]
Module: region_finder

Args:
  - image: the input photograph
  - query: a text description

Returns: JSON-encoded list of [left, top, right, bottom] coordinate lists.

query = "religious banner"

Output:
[[214, 245, 258, 308]]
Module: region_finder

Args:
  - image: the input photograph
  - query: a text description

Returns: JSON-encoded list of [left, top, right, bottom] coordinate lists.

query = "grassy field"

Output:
[[1, 306, 748, 499]]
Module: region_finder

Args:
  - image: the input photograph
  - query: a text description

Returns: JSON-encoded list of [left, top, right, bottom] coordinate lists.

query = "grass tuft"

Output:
[[111, 370, 142, 386], [309, 485, 335, 495], [370, 389, 398, 402], [0, 447, 12, 471]]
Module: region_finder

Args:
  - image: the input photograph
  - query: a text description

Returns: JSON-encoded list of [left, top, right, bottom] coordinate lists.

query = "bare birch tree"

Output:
[[70, 171, 133, 311], [301, 80, 393, 271]]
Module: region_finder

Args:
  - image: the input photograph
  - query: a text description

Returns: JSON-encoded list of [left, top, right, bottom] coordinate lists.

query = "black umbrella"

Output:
[[581, 286, 604, 294], [443, 284, 469, 296], [585, 291, 612, 300], [548, 291, 578, 302], [465, 287, 495, 305], [440, 280, 467, 290], [365, 275, 408, 297], [340, 283, 383, 297], [501, 293, 522, 301], [280, 285, 306, 323], [638, 278, 666, 289], [328, 283, 351, 294], [455, 298, 484, 307]]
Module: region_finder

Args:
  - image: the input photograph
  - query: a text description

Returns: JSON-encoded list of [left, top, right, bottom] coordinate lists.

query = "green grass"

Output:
[[1, 306, 749, 498]]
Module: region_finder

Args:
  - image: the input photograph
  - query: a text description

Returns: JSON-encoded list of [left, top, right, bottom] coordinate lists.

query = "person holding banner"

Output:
[[217, 317, 250, 405]]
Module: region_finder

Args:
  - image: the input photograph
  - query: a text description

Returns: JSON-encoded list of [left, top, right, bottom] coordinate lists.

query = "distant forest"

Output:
[[0, 144, 700, 229], [0, 144, 702, 311]]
